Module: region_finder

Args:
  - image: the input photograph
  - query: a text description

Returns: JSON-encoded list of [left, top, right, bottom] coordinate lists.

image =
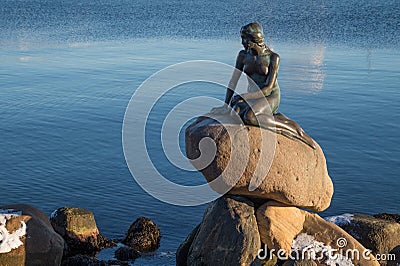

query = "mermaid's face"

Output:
[[241, 37, 250, 50], [242, 37, 248, 50]]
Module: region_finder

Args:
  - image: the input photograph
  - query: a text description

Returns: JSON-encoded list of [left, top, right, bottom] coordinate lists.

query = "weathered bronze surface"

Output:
[[211, 22, 315, 149]]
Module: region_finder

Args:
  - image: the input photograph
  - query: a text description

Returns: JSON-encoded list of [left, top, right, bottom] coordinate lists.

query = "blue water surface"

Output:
[[1, 0, 399, 265]]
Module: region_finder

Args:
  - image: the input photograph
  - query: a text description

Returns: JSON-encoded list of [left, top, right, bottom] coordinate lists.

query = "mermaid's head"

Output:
[[240, 22, 265, 46]]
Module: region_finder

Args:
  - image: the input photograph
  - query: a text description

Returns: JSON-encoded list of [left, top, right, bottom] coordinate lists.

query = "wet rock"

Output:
[[61, 255, 129, 266], [122, 217, 161, 252], [62, 255, 104, 266], [187, 195, 261, 265], [107, 260, 129, 266], [50, 207, 116, 256], [114, 246, 140, 261], [185, 117, 333, 212], [0, 204, 64, 266]]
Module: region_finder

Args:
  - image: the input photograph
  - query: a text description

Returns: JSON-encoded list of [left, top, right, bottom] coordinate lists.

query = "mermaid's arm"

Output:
[[210, 51, 245, 114], [224, 51, 245, 104]]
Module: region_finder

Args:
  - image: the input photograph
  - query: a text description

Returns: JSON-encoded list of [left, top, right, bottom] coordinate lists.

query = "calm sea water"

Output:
[[1, 0, 399, 265]]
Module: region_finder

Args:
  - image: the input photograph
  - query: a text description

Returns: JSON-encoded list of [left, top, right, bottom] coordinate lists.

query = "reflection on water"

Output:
[[285, 44, 326, 93], [278, 44, 327, 93], [309, 45, 326, 92]]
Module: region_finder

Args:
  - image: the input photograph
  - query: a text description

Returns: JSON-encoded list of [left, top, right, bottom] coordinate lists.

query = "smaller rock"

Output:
[[114, 247, 141, 261], [187, 195, 261, 265], [0, 204, 65, 266], [50, 207, 99, 242], [50, 207, 116, 256], [122, 217, 160, 252]]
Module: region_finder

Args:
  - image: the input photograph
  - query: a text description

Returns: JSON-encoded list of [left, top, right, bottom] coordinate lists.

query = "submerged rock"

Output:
[[61, 255, 129, 266], [185, 117, 333, 212], [122, 217, 160, 252], [62, 255, 102, 266], [0, 204, 64, 266], [114, 247, 140, 261], [50, 207, 115, 256], [187, 195, 261, 265]]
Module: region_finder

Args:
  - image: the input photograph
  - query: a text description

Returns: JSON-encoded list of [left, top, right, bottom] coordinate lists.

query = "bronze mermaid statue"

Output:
[[211, 22, 315, 149]]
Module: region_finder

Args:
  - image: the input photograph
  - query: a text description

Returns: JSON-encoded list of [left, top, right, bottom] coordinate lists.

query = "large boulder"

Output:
[[327, 213, 400, 266], [256, 203, 304, 254], [185, 117, 333, 212], [176, 224, 200, 266], [186, 195, 261, 265], [50, 207, 115, 256], [0, 204, 64, 266], [256, 201, 380, 266]]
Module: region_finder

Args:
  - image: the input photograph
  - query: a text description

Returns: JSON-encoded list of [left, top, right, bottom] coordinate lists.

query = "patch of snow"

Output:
[[0, 210, 27, 253], [292, 233, 354, 266], [0, 209, 22, 215], [325, 213, 354, 226], [50, 209, 58, 219]]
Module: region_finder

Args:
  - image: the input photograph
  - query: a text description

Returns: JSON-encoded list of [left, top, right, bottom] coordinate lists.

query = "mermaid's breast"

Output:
[[247, 73, 268, 92]]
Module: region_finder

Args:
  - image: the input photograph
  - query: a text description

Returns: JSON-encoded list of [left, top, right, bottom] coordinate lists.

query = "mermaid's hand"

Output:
[[231, 94, 244, 106], [210, 104, 230, 115]]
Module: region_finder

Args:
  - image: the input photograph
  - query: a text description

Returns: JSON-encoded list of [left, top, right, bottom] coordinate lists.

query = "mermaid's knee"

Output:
[[232, 104, 240, 114]]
